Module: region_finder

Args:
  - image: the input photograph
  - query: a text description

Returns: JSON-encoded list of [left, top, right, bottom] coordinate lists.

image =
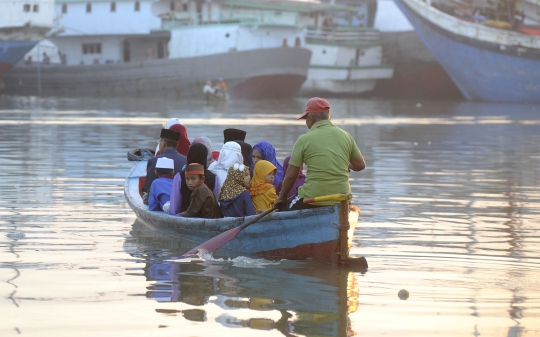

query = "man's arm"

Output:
[[349, 154, 366, 172], [274, 165, 301, 207]]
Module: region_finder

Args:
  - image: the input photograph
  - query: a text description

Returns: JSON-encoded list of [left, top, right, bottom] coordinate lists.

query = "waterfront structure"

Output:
[[393, 0, 540, 103], [0, 0, 54, 86], [3, 0, 312, 98]]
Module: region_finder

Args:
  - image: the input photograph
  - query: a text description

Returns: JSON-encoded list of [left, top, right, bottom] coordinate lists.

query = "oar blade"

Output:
[[182, 226, 243, 257]]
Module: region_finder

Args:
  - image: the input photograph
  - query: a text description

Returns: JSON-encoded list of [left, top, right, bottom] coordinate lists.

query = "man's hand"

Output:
[[274, 195, 288, 208]]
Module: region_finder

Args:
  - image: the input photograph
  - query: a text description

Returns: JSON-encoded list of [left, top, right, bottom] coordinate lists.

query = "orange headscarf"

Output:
[[249, 160, 278, 211]]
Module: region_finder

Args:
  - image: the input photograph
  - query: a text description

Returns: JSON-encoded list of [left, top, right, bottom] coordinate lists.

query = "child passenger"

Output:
[[219, 164, 256, 217], [249, 160, 278, 213], [181, 163, 222, 218], [148, 157, 174, 212]]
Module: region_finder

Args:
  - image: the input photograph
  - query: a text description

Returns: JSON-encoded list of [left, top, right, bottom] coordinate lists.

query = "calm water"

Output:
[[1, 95, 539, 337]]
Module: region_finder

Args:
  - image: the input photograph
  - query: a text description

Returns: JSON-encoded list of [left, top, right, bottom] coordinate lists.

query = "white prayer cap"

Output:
[[165, 118, 182, 129], [156, 157, 174, 170]]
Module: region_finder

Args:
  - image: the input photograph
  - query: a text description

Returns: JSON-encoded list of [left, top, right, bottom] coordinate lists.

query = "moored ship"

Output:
[[3, 0, 312, 98], [393, 0, 540, 103]]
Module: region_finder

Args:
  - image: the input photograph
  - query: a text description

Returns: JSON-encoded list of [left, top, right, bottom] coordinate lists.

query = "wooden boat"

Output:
[[124, 160, 360, 264]]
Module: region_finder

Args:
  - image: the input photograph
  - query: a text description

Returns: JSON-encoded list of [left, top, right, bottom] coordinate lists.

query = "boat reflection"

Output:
[[126, 220, 361, 337]]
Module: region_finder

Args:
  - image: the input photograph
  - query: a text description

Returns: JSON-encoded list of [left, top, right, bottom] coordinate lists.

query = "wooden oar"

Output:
[[181, 198, 291, 258]]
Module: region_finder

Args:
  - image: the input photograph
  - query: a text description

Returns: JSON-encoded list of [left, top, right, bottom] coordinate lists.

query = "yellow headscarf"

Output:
[[249, 160, 278, 211]]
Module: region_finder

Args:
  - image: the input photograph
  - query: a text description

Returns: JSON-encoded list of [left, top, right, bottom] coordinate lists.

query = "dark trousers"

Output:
[[288, 195, 325, 211]]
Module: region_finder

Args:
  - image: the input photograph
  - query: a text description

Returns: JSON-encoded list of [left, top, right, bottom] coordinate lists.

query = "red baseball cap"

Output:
[[297, 97, 330, 120]]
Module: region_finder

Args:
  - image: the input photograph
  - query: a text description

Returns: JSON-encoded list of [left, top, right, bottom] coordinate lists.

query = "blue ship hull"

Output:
[[394, 0, 540, 103], [0, 40, 38, 77]]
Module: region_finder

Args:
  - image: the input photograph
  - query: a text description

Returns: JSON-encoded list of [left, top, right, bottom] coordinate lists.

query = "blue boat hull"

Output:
[[0, 40, 38, 78], [394, 0, 540, 103], [124, 161, 360, 264]]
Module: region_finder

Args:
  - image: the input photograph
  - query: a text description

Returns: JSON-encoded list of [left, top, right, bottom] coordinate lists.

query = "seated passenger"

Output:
[[148, 157, 175, 212], [208, 141, 244, 197], [251, 141, 284, 188], [219, 164, 256, 217], [276, 156, 306, 198], [168, 143, 218, 215], [249, 160, 278, 213], [181, 163, 222, 218]]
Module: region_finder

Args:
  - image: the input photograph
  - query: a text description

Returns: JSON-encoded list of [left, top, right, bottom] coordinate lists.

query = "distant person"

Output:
[[249, 160, 278, 213], [42, 52, 50, 65], [274, 97, 365, 211], [143, 129, 187, 201], [251, 141, 284, 188], [147, 157, 174, 212], [276, 156, 305, 198], [214, 77, 228, 97], [25, 56, 32, 66], [203, 80, 214, 94], [180, 163, 222, 218], [219, 164, 256, 217]]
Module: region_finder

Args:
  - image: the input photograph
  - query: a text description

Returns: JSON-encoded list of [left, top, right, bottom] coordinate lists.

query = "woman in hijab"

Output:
[[219, 163, 255, 217], [276, 156, 306, 198], [235, 140, 253, 169], [192, 137, 215, 168], [250, 141, 284, 188], [168, 143, 218, 215], [208, 141, 244, 197], [169, 124, 191, 156]]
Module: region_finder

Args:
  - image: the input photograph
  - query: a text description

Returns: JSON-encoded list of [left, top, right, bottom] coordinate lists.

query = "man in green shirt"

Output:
[[275, 97, 366, 210]]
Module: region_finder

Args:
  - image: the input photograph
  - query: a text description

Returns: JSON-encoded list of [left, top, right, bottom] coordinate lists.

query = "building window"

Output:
[[33, 4, 39, 12], [62, 4, 67, 13], [86, 3, 92, 13], [134, 1, 140, 11], [23, 4, 30, 12], [82, 43, 102, 54], [170, 1, 174, 11], [110, 2, 116, 12]]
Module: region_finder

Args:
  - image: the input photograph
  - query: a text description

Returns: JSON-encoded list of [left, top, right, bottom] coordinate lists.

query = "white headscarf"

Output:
[[165, 118, 182, 129], [208, 141, 244, 196]]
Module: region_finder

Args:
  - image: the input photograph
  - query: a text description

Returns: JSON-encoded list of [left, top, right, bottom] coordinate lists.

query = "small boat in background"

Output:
[[124, 160, 360, 264], [393, 0, 540, 103], [204, 91, 229, 103]]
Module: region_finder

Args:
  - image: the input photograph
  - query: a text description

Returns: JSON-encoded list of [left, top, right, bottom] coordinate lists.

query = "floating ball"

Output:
[[398, 289, 409, 300]]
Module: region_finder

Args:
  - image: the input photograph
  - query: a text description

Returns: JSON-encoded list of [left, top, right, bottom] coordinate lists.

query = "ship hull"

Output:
[[0, 40, 39, 79], [394, 0, 540, 103], [2, 47, 311, 99]]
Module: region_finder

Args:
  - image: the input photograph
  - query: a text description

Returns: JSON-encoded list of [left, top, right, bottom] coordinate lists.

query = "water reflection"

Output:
[[1, 95, 540, 336], [126, 220, 360, 337]]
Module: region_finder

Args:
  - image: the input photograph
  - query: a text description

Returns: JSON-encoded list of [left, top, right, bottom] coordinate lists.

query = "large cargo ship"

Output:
[[393, 0, 540, 103], [3, 0, 311, 98], [0, 0, 54, 86]]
